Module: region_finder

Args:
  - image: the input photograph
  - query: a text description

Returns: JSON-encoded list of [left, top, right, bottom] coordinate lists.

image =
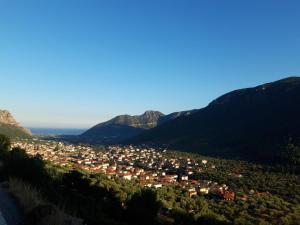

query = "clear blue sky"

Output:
[[0, 0, 299, 128]]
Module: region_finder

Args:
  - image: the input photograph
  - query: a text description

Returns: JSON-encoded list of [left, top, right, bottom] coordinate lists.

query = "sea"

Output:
[[28, 128, 87, 136]]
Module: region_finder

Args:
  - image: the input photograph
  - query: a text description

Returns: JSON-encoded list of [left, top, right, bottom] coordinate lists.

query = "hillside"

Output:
[[130, 77, 300, 164], [0, 110, 32, 138]]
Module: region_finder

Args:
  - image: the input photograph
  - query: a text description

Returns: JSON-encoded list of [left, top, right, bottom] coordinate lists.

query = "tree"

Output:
[[281, 142, 300, 165], [3, 147, 48, 185], [0, 134, 10, 152], [126, 189, 161, 225], [196, 214, 229, 225]]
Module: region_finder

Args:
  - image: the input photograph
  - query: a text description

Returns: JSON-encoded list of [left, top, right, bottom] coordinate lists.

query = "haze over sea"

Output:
[[29, 128, 87, 136]]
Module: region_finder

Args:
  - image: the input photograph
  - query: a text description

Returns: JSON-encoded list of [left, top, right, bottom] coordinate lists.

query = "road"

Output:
[[0, 211, 7, 225], [0, 184, 22, 225]]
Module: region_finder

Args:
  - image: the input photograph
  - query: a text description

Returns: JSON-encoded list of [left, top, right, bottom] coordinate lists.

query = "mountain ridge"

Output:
[[80, 110, 197, 144], [128, 76, 300, 164]]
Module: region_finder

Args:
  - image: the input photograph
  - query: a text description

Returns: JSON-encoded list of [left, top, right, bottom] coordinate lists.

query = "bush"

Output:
[[0, 134, 10, 152], [9, 177, 43, 213], [126, 189, 161, 225], [9, 178, 83, 225]]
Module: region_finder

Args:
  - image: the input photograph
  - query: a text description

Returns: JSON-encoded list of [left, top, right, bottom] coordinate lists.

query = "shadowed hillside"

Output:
[[129, 77, 300, 164], [80, 110, 197, 144]]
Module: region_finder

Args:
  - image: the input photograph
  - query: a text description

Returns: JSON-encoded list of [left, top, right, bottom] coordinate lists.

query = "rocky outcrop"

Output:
[[102, 111, 165, 129], [0, 110, 20, 126], [0, 110, 31, 137]]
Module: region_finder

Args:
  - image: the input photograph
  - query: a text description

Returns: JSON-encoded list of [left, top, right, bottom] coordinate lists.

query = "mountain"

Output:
[[0, 110, 32, 138], [80, 110, 197, 144], [129, 77, 300, 164], [157, 109, 198, 124], [80, 111, 164, 144]]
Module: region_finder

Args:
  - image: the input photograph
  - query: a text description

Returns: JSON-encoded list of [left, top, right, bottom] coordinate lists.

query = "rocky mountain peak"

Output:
[[142, 110, 164, 119], [0, 110, 19, 126], [0, 109, 32, 136]]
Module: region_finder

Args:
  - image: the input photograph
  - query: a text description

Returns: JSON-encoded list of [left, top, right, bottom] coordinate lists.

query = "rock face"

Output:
[[0, 110, 31, 137], [0, 110, 20, 126], [103, 110, 165, 129], [130, 77, 300, 164]]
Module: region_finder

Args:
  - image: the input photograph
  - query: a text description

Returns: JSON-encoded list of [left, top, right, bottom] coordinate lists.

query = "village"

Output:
[[12, 139, 239, 201]]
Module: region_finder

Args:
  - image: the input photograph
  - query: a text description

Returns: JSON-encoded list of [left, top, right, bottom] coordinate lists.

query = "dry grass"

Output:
[[8, 177, 83, 225], [8, 177, 43, 213]]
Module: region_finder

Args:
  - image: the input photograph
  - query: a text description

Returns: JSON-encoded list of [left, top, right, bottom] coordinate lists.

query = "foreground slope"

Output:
[[0, 110, 31, 138], [130, 77, 300, 163]]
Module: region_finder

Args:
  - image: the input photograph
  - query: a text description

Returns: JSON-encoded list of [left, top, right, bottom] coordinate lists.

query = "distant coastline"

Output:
[[28, 128, 87, 136]]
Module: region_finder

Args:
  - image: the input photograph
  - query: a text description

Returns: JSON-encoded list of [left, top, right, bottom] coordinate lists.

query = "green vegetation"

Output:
[[0, 134, 11, 150], [166, 151, 300, 203], [0, 123, 31, 139], [280, 141, 300, 165], [0, 135, 299, 225]]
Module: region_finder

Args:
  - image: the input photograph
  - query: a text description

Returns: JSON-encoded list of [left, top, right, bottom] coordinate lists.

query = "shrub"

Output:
[[9, 177, 83, 225], [9, 177, 43, 213]]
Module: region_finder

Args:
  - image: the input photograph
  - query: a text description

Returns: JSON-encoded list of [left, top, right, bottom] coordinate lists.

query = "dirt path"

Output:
[[0, 211, 7, 225], [0, 184, 22, 225]]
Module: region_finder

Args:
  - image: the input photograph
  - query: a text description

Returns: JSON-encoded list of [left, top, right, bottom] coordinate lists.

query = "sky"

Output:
[[0, 0, 299, 128]]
